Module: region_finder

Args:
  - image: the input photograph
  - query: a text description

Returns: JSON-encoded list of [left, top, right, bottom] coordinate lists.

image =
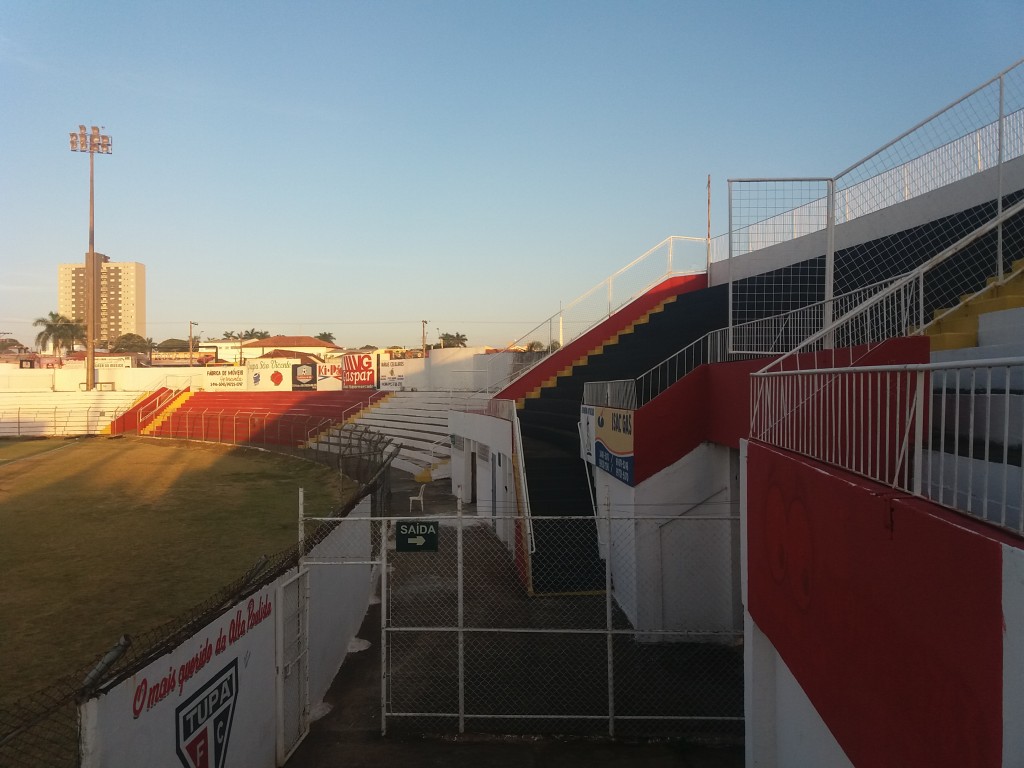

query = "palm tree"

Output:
[[440, 331, 468, 348], [33, 312, 84, 361], [223, 331, 238, 340], [240, 329, 271, 340], [315, 331, 336, 344]]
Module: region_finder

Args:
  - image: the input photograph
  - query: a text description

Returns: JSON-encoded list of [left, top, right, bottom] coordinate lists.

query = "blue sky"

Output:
[[2, 1, 1021, 350]]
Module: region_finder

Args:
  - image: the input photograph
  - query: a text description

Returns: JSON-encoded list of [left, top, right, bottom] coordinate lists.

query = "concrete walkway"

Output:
[[285, 476, 745, 768]]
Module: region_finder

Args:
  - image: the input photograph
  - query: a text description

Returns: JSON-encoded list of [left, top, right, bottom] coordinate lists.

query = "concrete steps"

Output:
[[317, 391, 490, 480], [926, 260, 1024, 351]]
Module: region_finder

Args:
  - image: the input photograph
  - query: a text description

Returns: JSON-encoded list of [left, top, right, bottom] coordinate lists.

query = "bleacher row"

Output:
[[0, 391, 146, 437], [0, 388, 485, 480], [141, 390, 386, 446]]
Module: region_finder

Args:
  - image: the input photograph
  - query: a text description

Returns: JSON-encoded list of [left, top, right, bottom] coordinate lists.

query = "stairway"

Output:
[[925, 259, 1024, 351], [517, 283, 729, 594]]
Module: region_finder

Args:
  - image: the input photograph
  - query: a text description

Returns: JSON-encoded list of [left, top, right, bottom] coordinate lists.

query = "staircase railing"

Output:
[[750, 356, 1024, 536], [759, 196, 1024, 374], [471, 235, 710, 394], [584, 195, 1024, 414]]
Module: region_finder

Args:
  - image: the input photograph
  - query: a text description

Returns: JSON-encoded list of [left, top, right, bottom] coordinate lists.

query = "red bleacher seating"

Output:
[[147, 390, 384, 446]]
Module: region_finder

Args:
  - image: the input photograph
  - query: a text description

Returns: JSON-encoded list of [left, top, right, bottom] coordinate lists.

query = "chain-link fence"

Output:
[[305, 510, 743, 741]]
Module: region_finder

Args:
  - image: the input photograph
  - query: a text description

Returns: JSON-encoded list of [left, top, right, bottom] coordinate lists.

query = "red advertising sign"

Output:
[[342, 354, 376, 389]]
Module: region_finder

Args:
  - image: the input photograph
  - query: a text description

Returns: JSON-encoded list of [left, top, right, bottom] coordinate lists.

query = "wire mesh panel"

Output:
[[728, 179, 832, 350], [834, 66, 1024, 223], [729, 179, 832, 259], [383, 512, 743, 739]]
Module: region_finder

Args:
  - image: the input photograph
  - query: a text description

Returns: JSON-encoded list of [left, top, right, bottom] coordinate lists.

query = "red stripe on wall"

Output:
[[747, 442, 1002, 767]]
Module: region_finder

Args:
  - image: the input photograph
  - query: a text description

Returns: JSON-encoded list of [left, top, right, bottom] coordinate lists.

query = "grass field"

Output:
[[0, 435, 347, 707]]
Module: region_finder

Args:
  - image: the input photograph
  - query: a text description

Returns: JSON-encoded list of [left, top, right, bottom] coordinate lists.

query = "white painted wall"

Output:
[[1003, 543, 1024, 764], [306, 500, 374, 706], [0, 367, 202, 393], [594, 442, 741, 636], [743, 617, 854, 768], [80, 583, 280, 768], [79, 499, 374, 768], [448, 410, 513, 503]]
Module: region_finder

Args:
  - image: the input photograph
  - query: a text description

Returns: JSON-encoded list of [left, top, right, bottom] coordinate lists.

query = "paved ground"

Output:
[[286, 475, 745, 768]]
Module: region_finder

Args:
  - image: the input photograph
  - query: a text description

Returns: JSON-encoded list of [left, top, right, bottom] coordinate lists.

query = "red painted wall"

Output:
[[497, 273, 707, 403], [631, 337, 930, 484], [747, 442, 1003, 767], [109, 388, 170, 435]]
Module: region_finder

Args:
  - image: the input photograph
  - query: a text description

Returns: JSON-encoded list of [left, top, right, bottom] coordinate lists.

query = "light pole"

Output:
[[189, 321, 199, 367], [69, 124, 112, 391], [421, 320, 429, 357]]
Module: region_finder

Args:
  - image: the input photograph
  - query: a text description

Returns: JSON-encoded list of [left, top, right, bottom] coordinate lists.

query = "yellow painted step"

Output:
[[929, 331, 977, 351], [929, 314, 977, 335], [140, 390, 194, 435]]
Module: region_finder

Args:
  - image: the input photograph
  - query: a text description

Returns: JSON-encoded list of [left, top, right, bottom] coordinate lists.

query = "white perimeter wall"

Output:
[[0, 347, 524, 394], [594, 442, 741, 635], [0, 367, 204, 393], [79, 498, 373, 768], [448, 410, 516, 547]]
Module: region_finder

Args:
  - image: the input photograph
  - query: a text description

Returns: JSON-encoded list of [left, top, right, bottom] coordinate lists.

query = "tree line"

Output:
[[28, 313, 490, 358]]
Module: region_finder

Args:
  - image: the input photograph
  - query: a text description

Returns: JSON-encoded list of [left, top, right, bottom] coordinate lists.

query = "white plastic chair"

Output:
[[409, 484, 426, 513]]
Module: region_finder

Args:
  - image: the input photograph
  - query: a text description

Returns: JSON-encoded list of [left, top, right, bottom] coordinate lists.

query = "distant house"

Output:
[[237, 336, 342, 364]]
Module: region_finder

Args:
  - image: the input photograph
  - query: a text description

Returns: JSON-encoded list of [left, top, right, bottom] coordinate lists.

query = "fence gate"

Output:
[[382, 512, 744, 741], [276, 568, 309, 764]]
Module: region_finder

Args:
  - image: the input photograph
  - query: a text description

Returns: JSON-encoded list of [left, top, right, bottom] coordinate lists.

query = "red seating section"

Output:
[[148, 390, 385, 447]]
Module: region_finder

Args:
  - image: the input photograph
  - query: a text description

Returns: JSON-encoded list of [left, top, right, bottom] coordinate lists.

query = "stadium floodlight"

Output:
[[69, 124, 113, 391]]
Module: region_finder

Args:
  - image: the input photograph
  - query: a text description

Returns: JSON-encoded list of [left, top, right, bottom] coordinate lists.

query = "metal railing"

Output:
[[755, 195, 1024, 377], [727, 58, 1024, 338], [0, 405, 131, 437], [473, 235, 710, 393], [587, 189, 1023, 416], [729, 59, 1024, 261], [152, 408, 335, 449], [751, 358, 1024, 535]]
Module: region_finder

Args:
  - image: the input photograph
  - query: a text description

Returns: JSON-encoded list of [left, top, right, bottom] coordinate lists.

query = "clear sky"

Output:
[[2, 1, 1021, 351]]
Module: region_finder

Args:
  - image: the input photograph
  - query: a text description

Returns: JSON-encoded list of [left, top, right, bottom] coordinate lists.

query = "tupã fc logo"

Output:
[[175, 659, 238, 768]]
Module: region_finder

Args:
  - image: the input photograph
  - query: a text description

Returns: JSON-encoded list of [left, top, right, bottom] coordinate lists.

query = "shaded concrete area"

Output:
[[287, 477, 745, 767]]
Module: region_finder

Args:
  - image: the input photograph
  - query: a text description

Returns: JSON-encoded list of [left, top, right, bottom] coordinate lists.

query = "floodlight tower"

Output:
[[69, 124, 112, 390]]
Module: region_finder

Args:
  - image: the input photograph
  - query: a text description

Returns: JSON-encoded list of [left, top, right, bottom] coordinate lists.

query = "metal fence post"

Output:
[[458, 508, 466, 734], [380, 517, 389, 736], [913, 371, 924, 496], [605, 506, 615, 738], [824, 178, 836, 349], [997, 73, 1005, 279]]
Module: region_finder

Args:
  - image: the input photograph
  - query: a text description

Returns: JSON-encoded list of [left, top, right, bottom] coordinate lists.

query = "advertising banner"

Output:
[[63, 356, 135, 369], [204, 367, 246, 391], [342, 354, 375, 389], [316, 363, 343, 391], [581, 405, 635, 485], [291, 363, 317, 391], [245, 359, 296, 391], [379, 359, 406, 391]]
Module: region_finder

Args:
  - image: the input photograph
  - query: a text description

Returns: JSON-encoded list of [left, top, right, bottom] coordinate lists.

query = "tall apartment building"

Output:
[[58, 257, 146, 345]]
